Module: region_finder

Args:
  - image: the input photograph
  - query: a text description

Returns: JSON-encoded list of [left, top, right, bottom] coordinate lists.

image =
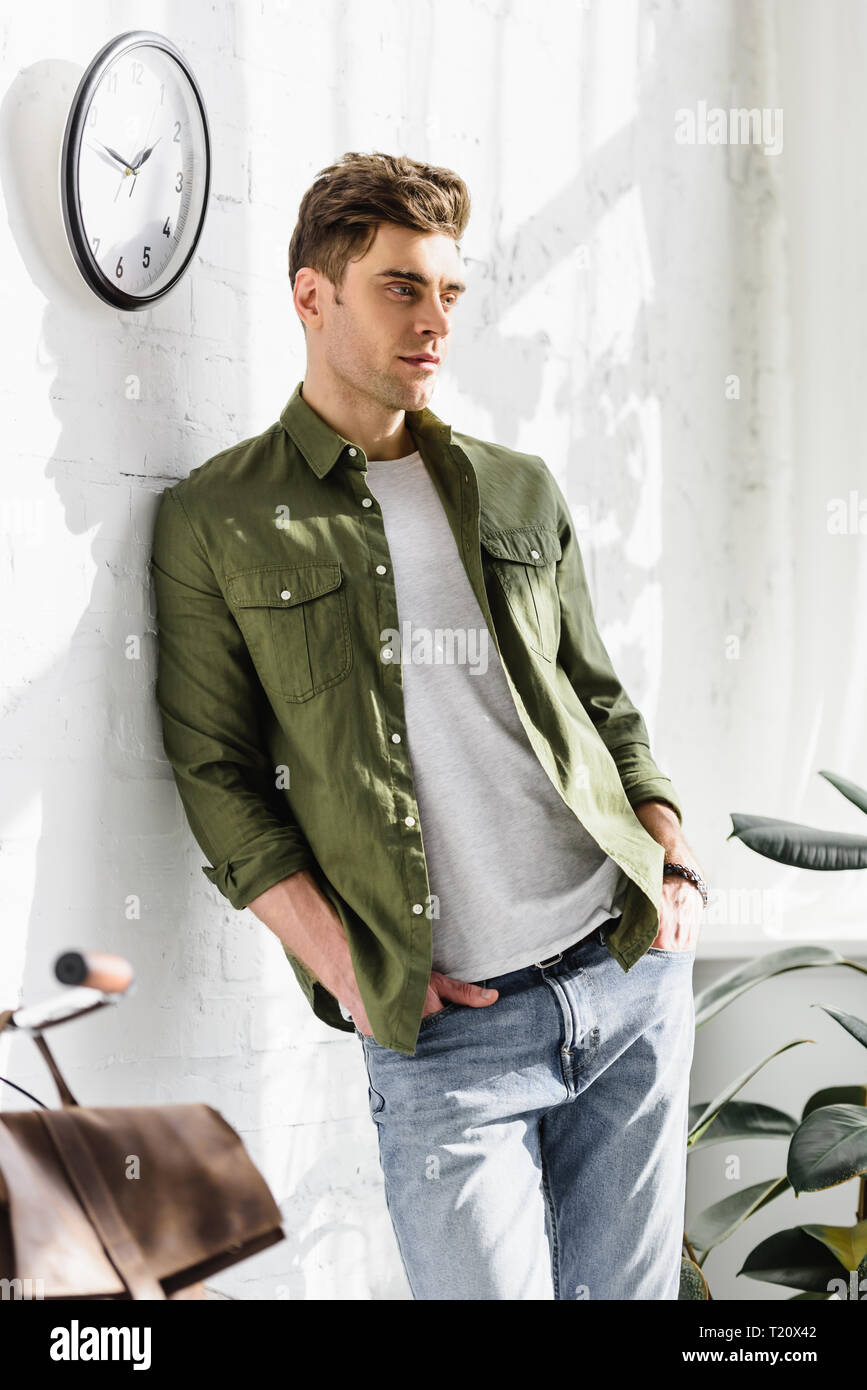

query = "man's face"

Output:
[[308, 222, 466, 412]]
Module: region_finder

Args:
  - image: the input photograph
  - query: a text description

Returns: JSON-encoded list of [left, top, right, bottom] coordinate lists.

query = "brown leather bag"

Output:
[[0, 1016, 285, 1299]]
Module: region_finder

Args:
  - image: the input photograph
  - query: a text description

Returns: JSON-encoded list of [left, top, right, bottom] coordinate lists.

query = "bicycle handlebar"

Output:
[[5, 951, 135, 1034], [54, 951, 134, 994]]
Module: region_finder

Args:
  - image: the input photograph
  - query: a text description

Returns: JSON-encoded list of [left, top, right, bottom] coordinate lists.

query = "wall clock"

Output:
[[60, 30, 211, 309]]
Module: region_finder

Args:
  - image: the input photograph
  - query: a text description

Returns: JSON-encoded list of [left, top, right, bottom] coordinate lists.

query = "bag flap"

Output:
[[0, 1112, 120, 1297], [0, 1104, 284, 1298], [479, 526, 562, 565], [226, 562, 342, 609]]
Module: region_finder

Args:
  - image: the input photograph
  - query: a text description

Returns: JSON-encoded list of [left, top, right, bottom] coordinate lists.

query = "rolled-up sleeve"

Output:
[[551, 475, 684, 825], [150, 484, 317, 907]]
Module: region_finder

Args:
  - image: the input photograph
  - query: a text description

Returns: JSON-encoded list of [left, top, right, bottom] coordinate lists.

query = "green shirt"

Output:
[[150, 380, 684, 1055]]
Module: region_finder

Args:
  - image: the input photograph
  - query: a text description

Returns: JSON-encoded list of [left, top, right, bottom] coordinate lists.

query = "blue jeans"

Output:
[[355, 918, 696, 1300]]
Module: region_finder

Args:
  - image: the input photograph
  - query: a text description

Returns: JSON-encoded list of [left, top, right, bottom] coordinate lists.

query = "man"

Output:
[[151, 151, 708, 1300]]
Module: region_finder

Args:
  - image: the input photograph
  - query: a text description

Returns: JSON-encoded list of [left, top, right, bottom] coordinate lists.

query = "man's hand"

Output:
[[348, 971, 498, 1039], [652, 872, 703, 951], [632, 799, 705, 953]]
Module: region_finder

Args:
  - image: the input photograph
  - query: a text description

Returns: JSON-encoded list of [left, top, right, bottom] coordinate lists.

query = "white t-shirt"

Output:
[[363, 449, 628, 981]]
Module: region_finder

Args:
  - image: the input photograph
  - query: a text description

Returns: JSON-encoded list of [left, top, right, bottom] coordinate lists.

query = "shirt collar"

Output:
[[279, 379, 453, 477]]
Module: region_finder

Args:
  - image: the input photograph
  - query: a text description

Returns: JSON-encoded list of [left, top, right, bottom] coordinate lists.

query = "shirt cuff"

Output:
[[623, 778, 684, 826], [202, 838, 317, 909]]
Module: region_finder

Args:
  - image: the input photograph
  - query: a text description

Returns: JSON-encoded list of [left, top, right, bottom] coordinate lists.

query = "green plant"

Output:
[[679, 769, 867, 1300]]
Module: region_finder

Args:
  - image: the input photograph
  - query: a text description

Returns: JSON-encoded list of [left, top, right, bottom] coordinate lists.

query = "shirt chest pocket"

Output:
[[479, 526, 562, 662], [225, 562, 352, 703]]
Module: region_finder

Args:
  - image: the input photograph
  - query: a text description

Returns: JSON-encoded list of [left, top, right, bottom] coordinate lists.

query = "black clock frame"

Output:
[[60, 29, 211, 311]]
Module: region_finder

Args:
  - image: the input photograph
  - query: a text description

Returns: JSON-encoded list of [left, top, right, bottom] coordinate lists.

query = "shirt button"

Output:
[[375, 564, 387, 575], [382, 648, 393, 660], [404, 815, 416, 827], [280, 589, 291, 600], [412, 903, 424, 915], [530, 548, 540, 559], [391, 733, 401, 743], [362, 497, 373, 507], [348, 447, 357, 457]]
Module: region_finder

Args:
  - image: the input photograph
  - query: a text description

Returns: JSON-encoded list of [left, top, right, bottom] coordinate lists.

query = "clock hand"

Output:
[[89, 143, 127, 172], [133, 136, 162, 169], [128, 103, 160, 175], [123, 103, 161, 199], [127, 134, 163, 199], [92, 141, 135, 172]]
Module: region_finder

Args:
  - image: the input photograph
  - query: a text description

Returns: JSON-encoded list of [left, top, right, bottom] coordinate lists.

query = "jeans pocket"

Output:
[[645, 945, 697, 960], [417, 979, 490, 1033], [417, 1001, 460, 1031]]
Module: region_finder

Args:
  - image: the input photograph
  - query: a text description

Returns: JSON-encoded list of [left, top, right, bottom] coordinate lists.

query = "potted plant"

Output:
[[679, 770, 867, 1300]]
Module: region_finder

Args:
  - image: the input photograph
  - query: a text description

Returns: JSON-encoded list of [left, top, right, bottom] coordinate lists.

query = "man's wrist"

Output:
[[633, 799, 709, 903], [662, 861, 709, 908], [632, 798, 686, 857]]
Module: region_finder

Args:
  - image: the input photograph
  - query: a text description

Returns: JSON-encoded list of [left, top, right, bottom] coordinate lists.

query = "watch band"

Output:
[[663, 861, 709, 908]]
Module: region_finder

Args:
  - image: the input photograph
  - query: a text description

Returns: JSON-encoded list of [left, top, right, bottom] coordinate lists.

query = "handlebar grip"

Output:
[[54, 951, 134, 993]]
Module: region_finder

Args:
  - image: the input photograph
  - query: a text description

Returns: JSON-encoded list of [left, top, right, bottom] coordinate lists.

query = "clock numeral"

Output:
[[130, 60, 144, 85], [175, 171, 183, 192], [115, 255, 124, 279], [92, 236, 100, 255], [162, 217, 172, 237], [173, 120, 181, 142], [142, 246, 151, 268], [87, 104, 98, 126], [106, 71, 118, 95], [159, 82, 165, 105]]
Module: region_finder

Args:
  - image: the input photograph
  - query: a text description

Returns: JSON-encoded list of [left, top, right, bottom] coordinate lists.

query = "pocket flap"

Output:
[[479, 526, 562, 565], [226, 562, 342, 608]]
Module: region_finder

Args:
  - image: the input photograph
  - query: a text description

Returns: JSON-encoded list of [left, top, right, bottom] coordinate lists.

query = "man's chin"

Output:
[[392, 375, 436, 408]]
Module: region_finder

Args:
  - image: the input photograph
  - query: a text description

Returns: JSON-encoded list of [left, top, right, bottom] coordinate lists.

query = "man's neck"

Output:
[[300, 376, 417, 461]]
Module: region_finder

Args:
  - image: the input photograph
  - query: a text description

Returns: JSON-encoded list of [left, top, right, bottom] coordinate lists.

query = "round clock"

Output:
[[60, 30, 210, 309]]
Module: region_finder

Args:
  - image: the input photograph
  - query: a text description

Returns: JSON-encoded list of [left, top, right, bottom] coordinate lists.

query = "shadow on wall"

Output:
[[0, 56, 201, 1084], [0, 42, 398, 1300]]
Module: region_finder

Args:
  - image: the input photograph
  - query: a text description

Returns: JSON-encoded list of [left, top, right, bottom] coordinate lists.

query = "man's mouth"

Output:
[[399, 354, 440, 371]]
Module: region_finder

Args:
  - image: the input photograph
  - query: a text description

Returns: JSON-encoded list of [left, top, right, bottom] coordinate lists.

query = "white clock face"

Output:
[[72, 42, 208, 301]]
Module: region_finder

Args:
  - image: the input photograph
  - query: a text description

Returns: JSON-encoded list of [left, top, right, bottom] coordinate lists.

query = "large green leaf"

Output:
[[818, 768, 867, 817], [739, 1226, 848, 1291], [687, 1099, 798, 1150], [694, 947, 867, 1027], [816, 1005, 867, 1050], [787, 1104, 867, 1193], [687, 1176, 790, 1252], [802, 1084, 867, 1120], [678, 1256, 710, 1300], [800, 1219, 867, 1271], [688, 1039, 813, 1144], [727, 813, 867, 869]]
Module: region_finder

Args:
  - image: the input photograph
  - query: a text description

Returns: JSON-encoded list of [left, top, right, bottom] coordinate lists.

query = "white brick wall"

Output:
[[2, 0, 865, 1301]]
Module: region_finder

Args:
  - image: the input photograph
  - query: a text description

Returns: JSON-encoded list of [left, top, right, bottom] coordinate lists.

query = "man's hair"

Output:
[[288, 150, 471, 325]]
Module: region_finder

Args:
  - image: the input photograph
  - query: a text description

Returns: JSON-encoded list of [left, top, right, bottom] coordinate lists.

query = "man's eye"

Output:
[[389, 286, 457, 306]]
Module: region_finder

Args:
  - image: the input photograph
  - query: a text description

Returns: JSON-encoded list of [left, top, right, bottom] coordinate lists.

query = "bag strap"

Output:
[[37, 1108, 166, 1300], [1, 1022, 164, 1298], [32, 1032, 80, 1107]]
